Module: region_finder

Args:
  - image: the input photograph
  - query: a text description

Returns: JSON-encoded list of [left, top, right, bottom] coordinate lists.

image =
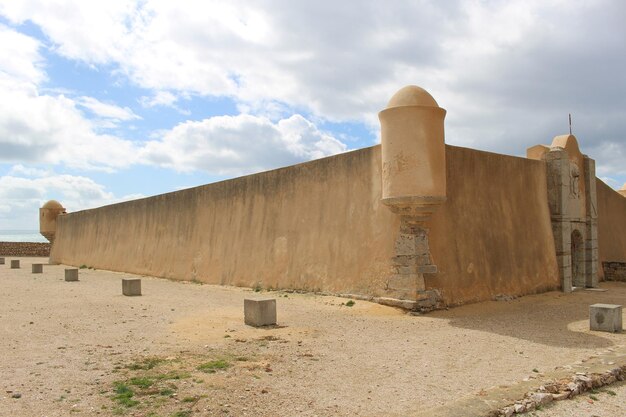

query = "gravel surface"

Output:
[[1, 257, 624, 416]]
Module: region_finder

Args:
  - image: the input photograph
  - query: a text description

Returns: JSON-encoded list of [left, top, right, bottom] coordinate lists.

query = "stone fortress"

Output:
[[40, 86, 626, 310]]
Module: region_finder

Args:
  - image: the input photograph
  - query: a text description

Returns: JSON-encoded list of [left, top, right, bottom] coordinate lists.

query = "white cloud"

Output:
[[0, 0, 625, 186], [0, 173, 144, 229], [1, 1, 623, 146], [0, 0, 137, 64], [139, 91, 179, 108], [8, 164, 52, 178], [0, 25, 141, 171], [140, 113, 346, 175], [588, 140, 626, 179], [0, 23, 45, 84], [77, 96, 140, 122], [0, 22, 349, 178], [0, 79, 140, 170]]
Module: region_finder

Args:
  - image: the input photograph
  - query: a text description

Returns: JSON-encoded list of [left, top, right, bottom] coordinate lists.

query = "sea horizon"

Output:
[[0, 230, 48, 243]]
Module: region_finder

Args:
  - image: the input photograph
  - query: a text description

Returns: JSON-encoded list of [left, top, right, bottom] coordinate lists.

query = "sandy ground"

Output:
[[1, 257, 625, 417]]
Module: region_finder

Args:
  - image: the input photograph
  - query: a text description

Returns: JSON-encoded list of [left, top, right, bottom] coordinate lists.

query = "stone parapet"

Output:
[[0, 242, 51, 257]]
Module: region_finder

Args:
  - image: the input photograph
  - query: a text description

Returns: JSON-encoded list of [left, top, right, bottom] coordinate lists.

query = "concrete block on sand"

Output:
[[32, 263, 43, 274], [590, 303, 622, 333], [122, 278, 142, 296], [10, 260, 20, 269], [65, 268, 79, 282], [244, 298, 277, 327]]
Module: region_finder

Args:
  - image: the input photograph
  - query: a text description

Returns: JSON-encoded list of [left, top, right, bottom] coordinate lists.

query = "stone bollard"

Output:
[[32, 264, 43, 274], [244, 298, 277, 327], [590, 304, 622, 333], [0, 257, 5, 265], [122, 279, 142, 296], [10, 260, 20, 269], [65, 268, 79, 282]]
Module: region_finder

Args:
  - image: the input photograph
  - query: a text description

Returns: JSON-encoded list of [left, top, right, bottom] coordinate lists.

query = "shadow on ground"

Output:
[[429, 283, 626, 349]]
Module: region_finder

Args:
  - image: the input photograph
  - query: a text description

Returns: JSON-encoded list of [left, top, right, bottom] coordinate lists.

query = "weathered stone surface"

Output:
[[65, 268, 79, 282], [531, 392, 553, 405], [0, 242, 50, 257], [574, 374, 593, 389], [495, 358, 626, 416], [394, 233, 429, 256], [603, 261, 626, 282], [590, 303, 622, 333], [373, 297, 418, 310], [122, 278, 142, 296], [417, 264, 438, 274], [386, 273, 421, 296], [566, 382, 579, 393], [543, 137, 599, 293], [244, 298, 277, 327]]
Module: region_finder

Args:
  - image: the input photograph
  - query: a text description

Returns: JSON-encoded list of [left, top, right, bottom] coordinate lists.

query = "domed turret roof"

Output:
[[386, 85, 440, 108], [42, 200, 64, 209]]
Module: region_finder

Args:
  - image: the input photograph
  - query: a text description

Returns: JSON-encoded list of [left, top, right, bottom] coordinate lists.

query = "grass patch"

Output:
[[197, 359, 230, 373], [345, 300, 355, 307], [171, 411, 192, 417], [589, 394, 599, 401], [253, 283, 262, 292], [127, 356, 165, 370], [79, 264, 87, 269], [159, 388, 175, 397], [112, 382, 139, 407], [112, 407, 126, 415], [182, 396, 199, 403], [532, 368, 539, 373], [605, 389, 617, 396], [155, 371, 190, 380], [129, 376, 154, 388]]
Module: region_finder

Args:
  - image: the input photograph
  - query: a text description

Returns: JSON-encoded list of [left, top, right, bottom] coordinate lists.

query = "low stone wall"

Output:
[[602, 261, 626, 282], [0, 242, 50, 257]]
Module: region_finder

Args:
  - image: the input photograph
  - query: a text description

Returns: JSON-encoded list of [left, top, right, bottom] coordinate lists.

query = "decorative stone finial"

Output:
[[379, 85, 447, 220]]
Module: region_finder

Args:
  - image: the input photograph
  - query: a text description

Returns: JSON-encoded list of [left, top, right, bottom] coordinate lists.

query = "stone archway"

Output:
[[571, 229, 585, 287]]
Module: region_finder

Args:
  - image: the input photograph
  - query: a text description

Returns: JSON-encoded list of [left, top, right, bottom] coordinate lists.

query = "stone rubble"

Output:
[[492, 364, 626, 416]]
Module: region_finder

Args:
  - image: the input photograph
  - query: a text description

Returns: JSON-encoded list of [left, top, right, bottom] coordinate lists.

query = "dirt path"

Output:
[[1, 257, 625, 416]]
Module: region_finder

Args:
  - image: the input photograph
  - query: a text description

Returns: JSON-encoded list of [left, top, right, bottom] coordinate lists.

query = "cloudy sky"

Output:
[[1, 0, 625, 230]]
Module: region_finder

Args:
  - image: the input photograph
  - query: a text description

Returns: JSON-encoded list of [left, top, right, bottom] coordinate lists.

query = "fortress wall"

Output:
[[51, 144, 562, 306], [596, 178, 626, 277], [51, 146, 400, 296], [426, 146, 560, 306]]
